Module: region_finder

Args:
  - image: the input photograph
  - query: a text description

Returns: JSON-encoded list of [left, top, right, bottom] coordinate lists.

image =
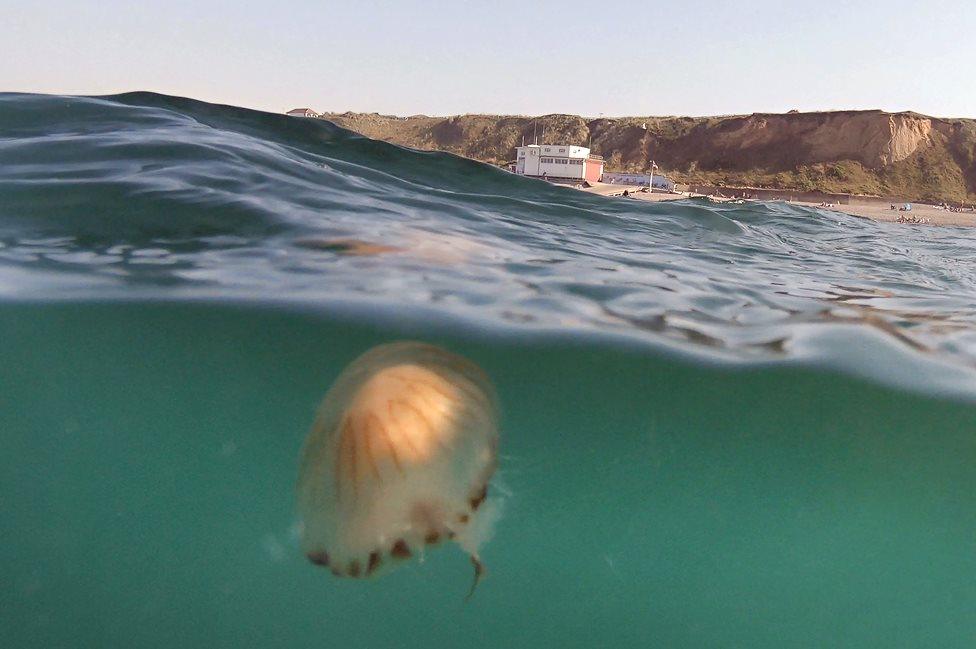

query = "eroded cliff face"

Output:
[[321, 109, 976, 202], [882, 114, 933, 166], [709, 112, 933, 167]]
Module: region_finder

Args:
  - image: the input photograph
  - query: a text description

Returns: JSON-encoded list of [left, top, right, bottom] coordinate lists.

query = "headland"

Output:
[[319, 109, 976, 214]]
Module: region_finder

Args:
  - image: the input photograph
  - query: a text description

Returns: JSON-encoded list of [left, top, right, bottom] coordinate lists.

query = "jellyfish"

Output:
[[297, 341, 499, 597]]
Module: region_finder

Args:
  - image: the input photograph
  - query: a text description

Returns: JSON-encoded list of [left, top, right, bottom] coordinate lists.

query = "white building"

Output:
[[286, 108, 318, 118], [515, 144, 604, 183]]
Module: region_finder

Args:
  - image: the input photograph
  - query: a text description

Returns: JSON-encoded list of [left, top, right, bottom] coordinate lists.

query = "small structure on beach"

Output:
[[286, 108, 319, 118], [515, 144, 604, 183], [602, 172, 675, 191]]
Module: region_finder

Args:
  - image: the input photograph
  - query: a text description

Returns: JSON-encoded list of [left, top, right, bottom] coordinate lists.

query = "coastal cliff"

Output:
[[320, 110, 976, 203]]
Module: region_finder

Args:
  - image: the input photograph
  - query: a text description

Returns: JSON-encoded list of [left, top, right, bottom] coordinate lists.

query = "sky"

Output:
[[4, 0, 976, 118]]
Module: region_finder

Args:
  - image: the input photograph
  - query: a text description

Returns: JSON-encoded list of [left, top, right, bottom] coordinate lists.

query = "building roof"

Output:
[[516, 143, 591, 157]]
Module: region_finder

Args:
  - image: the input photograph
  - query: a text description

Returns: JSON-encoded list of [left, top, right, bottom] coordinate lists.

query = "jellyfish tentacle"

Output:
[[465, 554, 484, 602]]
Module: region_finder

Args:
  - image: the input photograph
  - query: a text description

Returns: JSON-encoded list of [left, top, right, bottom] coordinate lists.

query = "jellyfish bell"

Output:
[[297, 342, 499, 595]]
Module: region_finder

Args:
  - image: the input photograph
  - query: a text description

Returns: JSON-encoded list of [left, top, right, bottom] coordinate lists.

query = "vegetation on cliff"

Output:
[[320, 110, 976, 203]]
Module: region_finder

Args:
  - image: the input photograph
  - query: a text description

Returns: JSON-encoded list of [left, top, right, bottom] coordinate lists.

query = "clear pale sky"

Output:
[[4, 0, 975, 118]]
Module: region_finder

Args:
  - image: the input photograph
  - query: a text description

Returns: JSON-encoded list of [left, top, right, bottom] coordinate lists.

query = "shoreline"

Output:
[[579, 183, 976, 227]]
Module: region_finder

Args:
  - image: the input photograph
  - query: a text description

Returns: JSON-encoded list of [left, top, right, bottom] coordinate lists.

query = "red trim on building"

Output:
[[584, 157, 604, 183]]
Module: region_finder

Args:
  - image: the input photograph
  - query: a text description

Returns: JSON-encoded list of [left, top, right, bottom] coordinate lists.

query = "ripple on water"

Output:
[[1, 91, 975, 395]]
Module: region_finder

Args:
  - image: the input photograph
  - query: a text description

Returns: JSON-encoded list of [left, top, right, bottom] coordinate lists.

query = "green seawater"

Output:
[[3, 301, 975, 648]]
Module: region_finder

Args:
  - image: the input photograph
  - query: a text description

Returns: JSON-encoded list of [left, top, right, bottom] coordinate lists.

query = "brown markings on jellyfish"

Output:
[[296, 342, 501, 599], [333, 417, 361, 504], [347, 417, 359, 500], [393, 398, 449, 455], [391, 539, 412, 559], [469, 484, 488, 511], [348, 560, 361, 578], [332, 419, 349, 502], [384, 400, 423, 458], [359, 414, 381, 482], [385, 392, 436, 456], [306, 551, 330, 567], [400, 381, 463, 430], [425, 369, 491, 418], [367, 411, 403, 474], [366, 551, 382, 576], [400, 375, 461, 410], [434, 358, 493, 403]]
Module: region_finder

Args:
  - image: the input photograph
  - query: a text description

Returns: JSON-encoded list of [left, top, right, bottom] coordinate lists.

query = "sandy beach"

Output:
[[788, 200, 976, 227], [583, 184, 976, 227]]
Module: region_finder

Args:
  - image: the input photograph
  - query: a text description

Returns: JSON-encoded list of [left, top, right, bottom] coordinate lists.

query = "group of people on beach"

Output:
[[896, 214, 932, 224], [713, 191, 756, 199], [935, 201, 976, 213]]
